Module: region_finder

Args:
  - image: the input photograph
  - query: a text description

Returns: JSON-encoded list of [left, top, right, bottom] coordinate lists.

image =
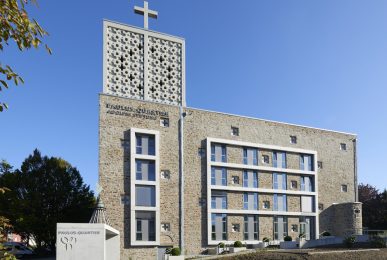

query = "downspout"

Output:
[[353, 138, 358, 202], [179, 106, 185, 253]]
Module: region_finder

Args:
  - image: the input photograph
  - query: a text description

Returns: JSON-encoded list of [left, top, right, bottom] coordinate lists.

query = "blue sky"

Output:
[[1, 0, 386, 191]]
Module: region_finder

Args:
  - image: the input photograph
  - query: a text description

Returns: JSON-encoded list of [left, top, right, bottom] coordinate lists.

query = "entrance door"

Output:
[[300, 217, 311, 240]]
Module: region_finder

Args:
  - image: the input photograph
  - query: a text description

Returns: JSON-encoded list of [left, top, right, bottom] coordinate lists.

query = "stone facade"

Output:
[[99, 94, 359, 258]]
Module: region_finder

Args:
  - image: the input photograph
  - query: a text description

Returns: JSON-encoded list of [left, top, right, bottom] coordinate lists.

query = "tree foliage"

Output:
[[0, 0, 51, 112], [0, 150, 95, 251], [358, 183, 387, 229]]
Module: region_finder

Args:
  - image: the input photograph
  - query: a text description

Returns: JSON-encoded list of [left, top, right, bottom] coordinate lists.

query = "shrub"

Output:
[[234, 241, 243, 248], [262, 237, 270, 242], [171, 247, 181, 256], [322, 231, 331, 236], [370, 236, 386, 248], [344, 235, 356, 248], [284, 236, 292, 241], [218, 242, 225, 248]]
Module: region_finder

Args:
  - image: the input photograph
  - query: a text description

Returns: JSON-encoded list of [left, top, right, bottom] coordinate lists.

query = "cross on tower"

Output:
[[134, 1, 158, 30]]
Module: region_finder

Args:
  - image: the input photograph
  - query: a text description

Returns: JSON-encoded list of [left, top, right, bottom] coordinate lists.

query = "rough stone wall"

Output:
[[287, 153, 300, 170], [99, 94, 357, 256], [259, 172, 272, 189], [331, 202, 363, 237], [258, 194, 273, 211], [259, 216, 273, 240], [227, 145, 243, 164], [227, 169, 243, 187], [287, 217, 300, 240], [227, 192, 244, 210], [287, 195, 301, 212], [227, 215, 244, 241], [287, 174, 300, 191]]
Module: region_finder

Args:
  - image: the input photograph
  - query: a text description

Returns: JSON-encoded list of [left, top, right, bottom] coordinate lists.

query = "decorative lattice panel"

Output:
[[104, 21, 185, 106], [106, 26, 144, 99], [147, 36, 182, 105]]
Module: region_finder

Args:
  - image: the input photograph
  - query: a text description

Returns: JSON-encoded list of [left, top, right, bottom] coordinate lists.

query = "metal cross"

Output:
[[134, 1, 158, 30]]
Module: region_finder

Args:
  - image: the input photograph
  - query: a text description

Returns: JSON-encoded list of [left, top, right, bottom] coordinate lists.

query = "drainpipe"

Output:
[[353, 138, 358, 202], [178, 106, 185, 253]]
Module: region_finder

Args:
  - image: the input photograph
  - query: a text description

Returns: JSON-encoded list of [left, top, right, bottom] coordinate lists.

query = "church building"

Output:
[[99, 2, 362, 259]]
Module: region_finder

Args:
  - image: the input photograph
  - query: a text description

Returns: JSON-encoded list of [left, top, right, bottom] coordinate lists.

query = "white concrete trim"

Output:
[[314, 153, 319, 239], [209, 209, 317, 217], [208, 137, 318, 155], [207, 139, 212, 245], [130, 128, 160, 246], [210, 185, 317, 196], [210, 162, 316, 176]]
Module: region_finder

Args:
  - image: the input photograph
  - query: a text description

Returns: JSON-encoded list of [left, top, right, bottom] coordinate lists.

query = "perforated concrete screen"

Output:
[[103, 20, 185, 106]]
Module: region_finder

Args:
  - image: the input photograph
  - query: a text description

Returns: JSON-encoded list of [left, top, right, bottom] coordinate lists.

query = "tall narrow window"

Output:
[[211, 214, 227, 240], [136, 211, 156, 241], [243, 148, 258, 165], [244, 215, 258, 240], [211, 167, 227, 186], [136, 160, 155, 181], [301, 176, 313, 192], [243, 193, 258, 210], [273, 194, 287, 211], [273, 173, 287, 190], [211, 144, 227, 162], [274, 216, 288, 240], [273, 152, 286, 168], [136, 134, 155, 155], [243, 171, 258, 188], [300, 154, 313, 171], [211, 192, 227, 209]]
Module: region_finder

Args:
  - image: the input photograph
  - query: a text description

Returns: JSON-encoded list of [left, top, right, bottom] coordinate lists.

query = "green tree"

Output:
[[0, 0, 51, 112], [358, 183, 387, 229], [0, 150, 95, 251]]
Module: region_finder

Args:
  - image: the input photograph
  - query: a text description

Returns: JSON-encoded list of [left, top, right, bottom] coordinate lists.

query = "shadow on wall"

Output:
[[123, 129, 131, 248], [200, 139, 208, 252], [319, 205, 335, 236]]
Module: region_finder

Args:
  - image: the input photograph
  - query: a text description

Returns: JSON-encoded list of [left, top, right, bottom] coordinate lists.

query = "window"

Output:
[[263, 201, 270, 209], [211, 214, 227, 240], [290, 135, 297, 144], [301, 196, 314, 212], [160, 117, 169, 127], [161, 223, 170, 232], [273, 194, 287, 211], [136, 211, 156, 241], [211, 144, 227, 162], [232, 223, 240, 232], [136, 160, 155, 181], [318, 203, 324, 211], [135, 185, 155, 207], [317, 161, 323, 169], [211, 192, 227, 209], [211, 167, 227, 186], [243, 171, 258, 188], [291, 224, 298, 232], [274, 216, 288, 240], [301, 176, 313, 192], [262, 154, 270, 164], [231, 126, 239, 136], [273, 173, 287, 190], [161, 170, 170, 180], [300, 154, 313, 171], [273, 152, 287, 168], [232, 175, 240, 184], [244, 215, 258, 240], [243, 193, 258, 210], [136, 134, 155, 155], [243, 148, 258, 165], [198, 148, 206, 157], [341, 184, 348, 192], [340, 143, 347, 151], [291, 180, 298, 189]]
